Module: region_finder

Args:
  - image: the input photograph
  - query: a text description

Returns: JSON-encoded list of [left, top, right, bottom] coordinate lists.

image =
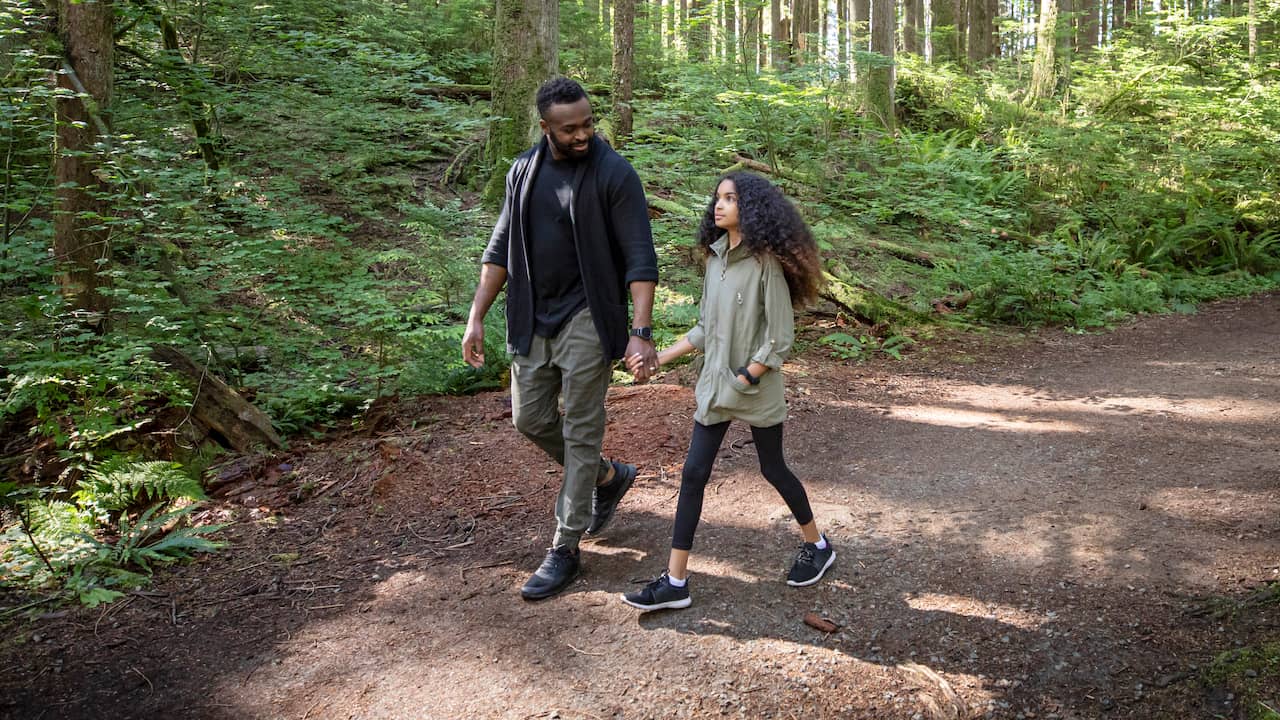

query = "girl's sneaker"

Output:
[[621, 572, 692, 611], [787, 534, 835, 587]]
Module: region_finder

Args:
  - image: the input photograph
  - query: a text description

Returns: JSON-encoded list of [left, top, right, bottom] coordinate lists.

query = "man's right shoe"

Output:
[[586, 461, 637, 535], [520, 546, 581, 600], [621, 571, 691, 612]]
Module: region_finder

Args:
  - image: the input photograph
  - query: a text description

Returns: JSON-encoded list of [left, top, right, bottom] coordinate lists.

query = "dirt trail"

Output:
[[3, 293, 1278, 720]]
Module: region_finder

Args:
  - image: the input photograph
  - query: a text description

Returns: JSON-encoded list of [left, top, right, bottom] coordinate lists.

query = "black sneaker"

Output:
[[520, 546, 581, 600], [786, 534, 835, 587], [586, 461, 637, 535], [621, 572, 692, 611]]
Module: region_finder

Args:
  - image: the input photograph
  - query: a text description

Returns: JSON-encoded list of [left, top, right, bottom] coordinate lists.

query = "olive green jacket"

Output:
[[686, 236, 795, 427]]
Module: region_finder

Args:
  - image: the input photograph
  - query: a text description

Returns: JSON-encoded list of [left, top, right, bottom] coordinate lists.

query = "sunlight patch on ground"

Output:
[[881, 404, 1089, 433], [1146, 486, 1280, 529], [829, 380, 1280, 432], [903, 593, 1047, 630]]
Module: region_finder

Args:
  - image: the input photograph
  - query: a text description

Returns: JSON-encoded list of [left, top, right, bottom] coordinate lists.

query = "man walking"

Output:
[[462, 77, 659, 600]]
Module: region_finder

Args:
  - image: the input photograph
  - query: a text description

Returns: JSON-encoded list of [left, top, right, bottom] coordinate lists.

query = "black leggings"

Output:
[[671, 421, 814, 551]]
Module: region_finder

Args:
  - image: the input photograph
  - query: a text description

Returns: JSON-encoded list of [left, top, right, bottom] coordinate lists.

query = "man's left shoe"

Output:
[[520, 546, 581, 600], [586, 461, 637, 535], [786, 534, 836, 587]]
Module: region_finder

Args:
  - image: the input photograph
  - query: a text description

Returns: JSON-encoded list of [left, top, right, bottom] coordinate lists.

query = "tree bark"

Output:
[[904, 0, 921, 52], [837, 0, 849, 69], [154, 7, 219, 170], [1247, 0, 1256, 60], [613, 0, 636, 147], [485, 0, 558, 203], [770, 0, 788, 67], [868, 0, 896, 129], [689, 0, 711, 60], [1027, 0, 1058, 102], [150, 346, 285, 452], [966, 0, 989, 63], [722, 0, 737, 62], [792, 0, 819, 63], [1077, 0, 1097, 53], [931, 0, 958, 60], [742, 0, 763, 69], [55, 0, 113, 322]]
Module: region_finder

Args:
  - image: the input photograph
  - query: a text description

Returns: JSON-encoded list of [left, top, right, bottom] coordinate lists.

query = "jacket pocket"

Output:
[[712, 366, 761, 414]]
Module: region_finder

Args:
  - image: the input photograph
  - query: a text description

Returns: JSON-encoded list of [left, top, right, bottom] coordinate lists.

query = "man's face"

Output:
[[540, 98, 594, 161]]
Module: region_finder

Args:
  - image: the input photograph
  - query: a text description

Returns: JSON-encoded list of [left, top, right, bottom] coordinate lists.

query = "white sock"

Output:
[[814, 536, 828, 550], [666, 574, 687, 587]]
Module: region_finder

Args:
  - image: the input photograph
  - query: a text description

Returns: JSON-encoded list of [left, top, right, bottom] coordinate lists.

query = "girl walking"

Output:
[[622, 172, 833, 611]]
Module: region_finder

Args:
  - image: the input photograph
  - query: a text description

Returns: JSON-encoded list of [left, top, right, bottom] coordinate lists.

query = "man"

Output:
[[462, 77, 660, 600]]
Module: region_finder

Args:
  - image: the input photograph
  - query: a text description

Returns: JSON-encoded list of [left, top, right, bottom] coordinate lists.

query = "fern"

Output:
[[75, 460, 206, 523], [85, 503, 225, 573]]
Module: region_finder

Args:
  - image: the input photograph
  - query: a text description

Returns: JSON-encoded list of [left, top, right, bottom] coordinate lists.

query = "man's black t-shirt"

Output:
[[527, 154, 587, 339]]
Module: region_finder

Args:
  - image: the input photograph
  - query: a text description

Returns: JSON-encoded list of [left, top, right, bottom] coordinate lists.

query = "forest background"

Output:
[[0, 0, 1277, 613]]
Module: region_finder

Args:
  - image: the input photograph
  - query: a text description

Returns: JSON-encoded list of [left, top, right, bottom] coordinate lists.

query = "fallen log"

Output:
[[151, 345, 285, 452]]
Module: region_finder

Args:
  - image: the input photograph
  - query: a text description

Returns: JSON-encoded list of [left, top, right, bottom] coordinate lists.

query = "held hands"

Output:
[[625, 335, 659, 383]]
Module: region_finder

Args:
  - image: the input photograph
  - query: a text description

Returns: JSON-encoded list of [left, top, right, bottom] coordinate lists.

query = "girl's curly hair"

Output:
[[697, 172, 823, 308]]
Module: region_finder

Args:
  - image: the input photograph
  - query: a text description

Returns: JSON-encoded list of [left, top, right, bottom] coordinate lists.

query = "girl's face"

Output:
[[713, 179, 740, 233]]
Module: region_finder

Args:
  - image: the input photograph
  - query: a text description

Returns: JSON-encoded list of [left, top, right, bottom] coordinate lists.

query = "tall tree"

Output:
[[1078, 0, 1098, 53], [853, 0, 871, 78], [932, 0, 959, 60], [723, 0, 737, 62], [54, 0, 114, 321], [689, 0, 711, 60], [770, 0, 788, 67], [967, 0, 991, 63], [904, 0, 922, 53], [742, 0, 764, 69], [613, 0, 636, 146], [867, 0, 896, 129], [1247, 0, 1256, 60], [486, 0, 558, 201], [837, 0, 850, 69], [792, 0, 820, 63], [1027, 0, 1058, 101]]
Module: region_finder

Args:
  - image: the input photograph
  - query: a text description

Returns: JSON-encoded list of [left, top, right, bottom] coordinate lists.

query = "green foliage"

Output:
[[819, 332, 916, 361], [1, 460, 222, 608]]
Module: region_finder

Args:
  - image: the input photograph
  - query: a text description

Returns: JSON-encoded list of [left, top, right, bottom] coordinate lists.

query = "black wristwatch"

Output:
[[629, 327, 653, 342], [737, 366, 760, 385]]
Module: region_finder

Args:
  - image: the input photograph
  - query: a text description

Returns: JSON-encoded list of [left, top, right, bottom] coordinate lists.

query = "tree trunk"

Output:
[[723, 0, 737, 62], [770, 0, 787, 67], [1077, 0, 1097, 52], [485, 0, 558, 203], [613, 0, 636, 147], [155, 7, 219, 170], [55, 0, 113, 323], [689, 0, 711, 60], [955, 0, 968, 58], [931, 0, 958, 60], [1247, 0, 1256, 60], [743, 0, 763, 69], [853, 0, 871, 79], [837, 0, 850, 68], [792, 0, 820, 63], [986, 0, 998, 56], [1027, 0, 1058, 102], [1112, 0, 1123, 33], [904, 0, 921, 52], [966, 0, 989, 63], [867, 0, 896, 129]]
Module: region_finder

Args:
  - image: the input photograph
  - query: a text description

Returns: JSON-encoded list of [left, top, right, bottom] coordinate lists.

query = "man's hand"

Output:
[[462, 321, 486, 368], [626, 336, 658, 383]]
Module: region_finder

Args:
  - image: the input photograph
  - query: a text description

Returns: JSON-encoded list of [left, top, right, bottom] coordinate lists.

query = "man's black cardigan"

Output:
[[482, 134, 658, 360]]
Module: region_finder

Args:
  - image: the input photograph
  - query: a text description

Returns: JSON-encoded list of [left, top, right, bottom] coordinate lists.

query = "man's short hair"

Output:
[[536, 77, 588, 118]]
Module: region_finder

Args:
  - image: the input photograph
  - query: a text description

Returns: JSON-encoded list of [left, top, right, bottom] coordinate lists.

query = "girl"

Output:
[[622, 172, 833, 611]]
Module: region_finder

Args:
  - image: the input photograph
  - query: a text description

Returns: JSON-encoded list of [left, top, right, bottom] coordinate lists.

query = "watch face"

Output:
[[632, 327, 652, 341]]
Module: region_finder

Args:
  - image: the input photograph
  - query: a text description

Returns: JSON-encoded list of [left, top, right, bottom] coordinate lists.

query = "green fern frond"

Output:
[[75, 460, 207, 520]]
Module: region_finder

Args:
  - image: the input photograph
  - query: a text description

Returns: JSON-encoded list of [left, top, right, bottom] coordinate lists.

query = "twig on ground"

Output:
[[461, 559, 514, 581], [129, 666, 154, 694], [567, 643, 604, 657]]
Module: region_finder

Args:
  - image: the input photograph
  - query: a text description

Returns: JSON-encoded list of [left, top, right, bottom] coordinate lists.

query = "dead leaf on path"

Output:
[[803, 611, 839, 633]]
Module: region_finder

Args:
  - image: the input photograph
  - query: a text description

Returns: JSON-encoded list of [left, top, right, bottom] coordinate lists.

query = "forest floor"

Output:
[[3, 292, 1279, 720]]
